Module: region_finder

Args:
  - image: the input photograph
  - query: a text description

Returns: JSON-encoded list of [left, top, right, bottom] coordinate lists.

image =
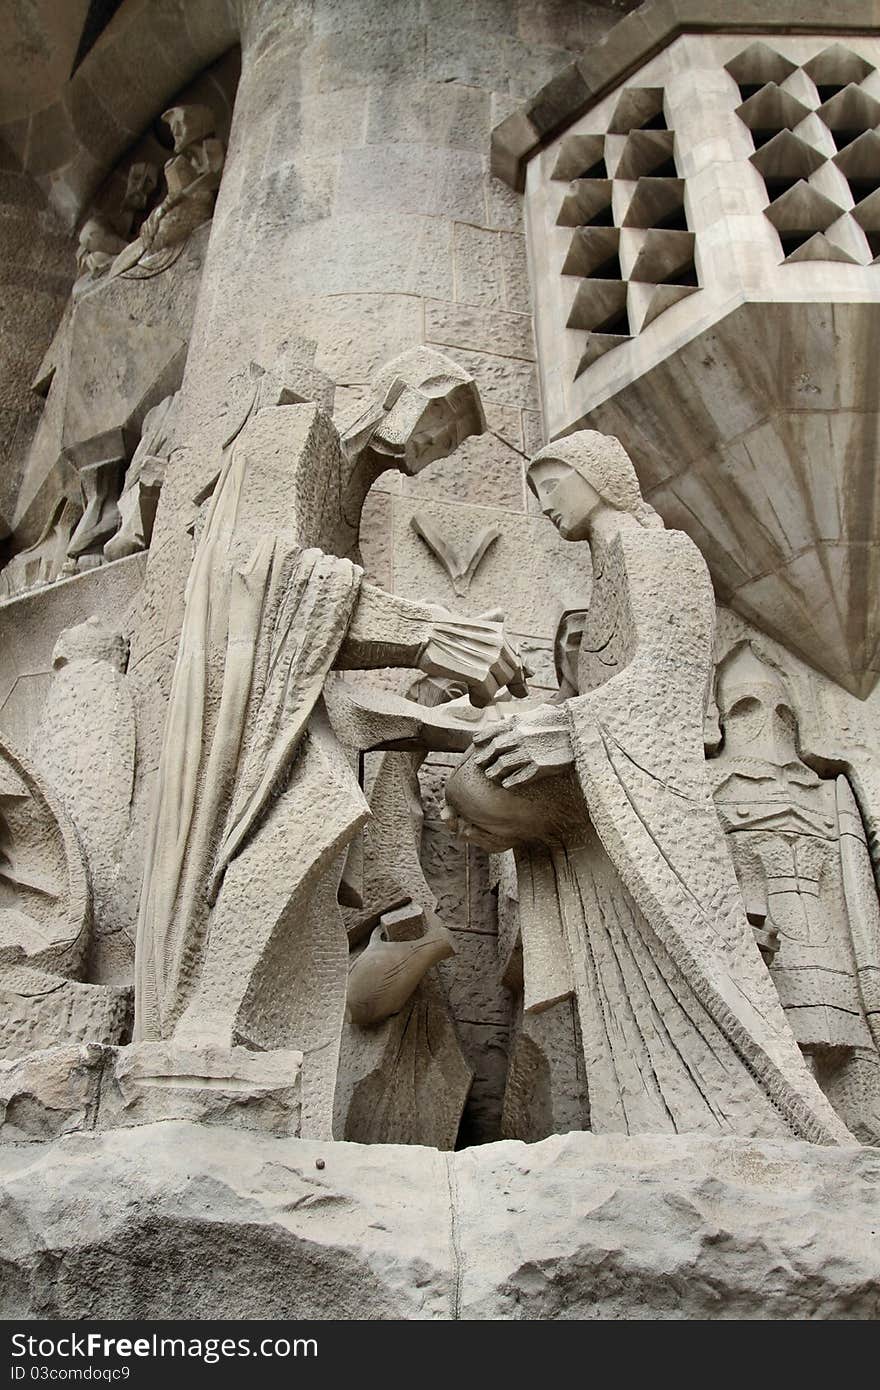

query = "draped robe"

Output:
[[524, 521, 853, 1144], [134, 402, 370, 1136]]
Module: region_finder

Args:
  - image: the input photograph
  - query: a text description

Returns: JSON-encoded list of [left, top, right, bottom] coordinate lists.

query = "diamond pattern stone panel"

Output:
[[728, 43, 880, 261], [550, 85, 699, 377]]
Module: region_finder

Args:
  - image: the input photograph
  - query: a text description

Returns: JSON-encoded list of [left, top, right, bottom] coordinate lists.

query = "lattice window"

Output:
[[728, 41, 880, 261], [550, 85, 698, 377]]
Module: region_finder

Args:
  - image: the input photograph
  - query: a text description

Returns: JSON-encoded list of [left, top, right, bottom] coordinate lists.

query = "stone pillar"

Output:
[[132, 0, 626, 666]]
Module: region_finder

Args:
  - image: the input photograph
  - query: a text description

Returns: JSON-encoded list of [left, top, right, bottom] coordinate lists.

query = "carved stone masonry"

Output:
[[132, 346, 528, 1138], [709, 641, 880, 1142]]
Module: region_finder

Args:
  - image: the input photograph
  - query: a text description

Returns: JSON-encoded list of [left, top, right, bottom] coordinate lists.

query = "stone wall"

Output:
[[0, 140, 75, 540]]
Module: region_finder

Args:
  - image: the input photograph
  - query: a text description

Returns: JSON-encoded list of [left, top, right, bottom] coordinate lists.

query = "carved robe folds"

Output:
[[133, 351, 515, 1140], [555, 526, 847, 1143], [445, 430, 853, 1146], [135, 405, 371, 1137]]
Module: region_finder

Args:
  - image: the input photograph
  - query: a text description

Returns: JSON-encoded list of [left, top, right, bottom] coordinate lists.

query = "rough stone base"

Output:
[[0, 1043, 302, 1141], [0, 981, 131, 1063], [0, 1125, 877, 1319]]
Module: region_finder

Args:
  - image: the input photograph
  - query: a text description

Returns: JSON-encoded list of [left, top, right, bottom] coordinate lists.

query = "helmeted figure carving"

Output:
[[111, 105, 224, 277], [144, 105, 223, 253], [444, 429, 853, 1145], [74, 218, 127, 294], [120, 161, 158, 237], [133, 347, 527, 1137], [709, 642, 880, 1142]]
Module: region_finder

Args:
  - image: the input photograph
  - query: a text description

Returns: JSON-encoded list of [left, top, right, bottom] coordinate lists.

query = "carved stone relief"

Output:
[[131, 347, 528, 1139], [328, 671, 483, 1149], [444, 429, 854, 1145], [0, 734, 129, 1060], [708, 640, 880, 1142], [31, 618, 137, 987], [4, 3, 880, 1322], [411, 512, 501, 597], [110, 105, 225, 278]]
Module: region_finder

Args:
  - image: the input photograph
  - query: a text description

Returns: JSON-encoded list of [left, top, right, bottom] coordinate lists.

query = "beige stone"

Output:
[[4, 0, 880, 1325], [446, 429, 854, 1145], [99, 1041, 302, 1137]]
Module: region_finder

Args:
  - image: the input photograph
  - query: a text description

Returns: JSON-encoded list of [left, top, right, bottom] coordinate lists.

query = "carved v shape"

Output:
[[411, 512, 501, 597]]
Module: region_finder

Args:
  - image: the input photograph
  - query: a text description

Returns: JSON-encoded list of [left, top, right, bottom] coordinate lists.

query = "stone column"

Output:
[[132, 0, 628, 661]]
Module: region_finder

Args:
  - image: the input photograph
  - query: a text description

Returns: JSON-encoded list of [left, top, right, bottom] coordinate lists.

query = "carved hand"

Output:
[[141, 205, 165, 241], [418, 612, 529, 708], [471, 708, 573, 787]]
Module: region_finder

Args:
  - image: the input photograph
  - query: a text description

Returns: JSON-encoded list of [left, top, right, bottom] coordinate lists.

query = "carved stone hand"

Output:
[[471, 707, 573, 787], [418, 614, 529, 708]]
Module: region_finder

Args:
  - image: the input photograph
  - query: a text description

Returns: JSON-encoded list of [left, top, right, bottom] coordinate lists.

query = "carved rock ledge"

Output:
[[0, 1124, 876, 1319]]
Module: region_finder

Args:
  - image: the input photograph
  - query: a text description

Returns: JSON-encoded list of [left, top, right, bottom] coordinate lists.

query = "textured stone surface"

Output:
[[392, 495, 591, 632], [0, 985, 130, 1067], [99, 1042, 302, 1137], [0, 1045, 104, 1141], [0, 1124, 877, 1319], [0, 1042, 301, 1141], [0, 554, 146, 748], [4, 0, 880, 1327], [526, 31, 880, 698], [31, 619, 136, 985]]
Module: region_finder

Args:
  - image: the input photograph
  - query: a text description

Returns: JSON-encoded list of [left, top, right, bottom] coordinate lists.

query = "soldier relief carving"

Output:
[[708, 643, 880, 1141], [3, 340, 880, 1148]]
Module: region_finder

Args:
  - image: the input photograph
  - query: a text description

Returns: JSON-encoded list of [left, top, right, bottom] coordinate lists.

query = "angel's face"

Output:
[[528, 463, 600, 542]]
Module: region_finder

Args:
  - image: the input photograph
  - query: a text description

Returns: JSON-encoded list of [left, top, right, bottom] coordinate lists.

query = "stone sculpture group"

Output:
[[1, 341, 878, 1152], [2, 15, 880, 1187]]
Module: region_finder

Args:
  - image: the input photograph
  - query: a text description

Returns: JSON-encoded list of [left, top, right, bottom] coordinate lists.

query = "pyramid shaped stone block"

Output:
[[804, 44, 875, 88], [561, 227, 620, 278], [556, 179, 613, 228], [614, 129, 676, 180], [764, 180, 844, 234], [608, 87, 665, 135], [781, 232, 860, 264], [750, 130, 827, 181], [551, 134, 607, 183], [726, 43, 798, 88], [566, 279, 627, 332], [736, 84, 812, 136]]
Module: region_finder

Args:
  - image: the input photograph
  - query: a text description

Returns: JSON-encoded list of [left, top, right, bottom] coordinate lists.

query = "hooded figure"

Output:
[[133, 347, 527, 1137], [445, 429, 853, 1146]]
